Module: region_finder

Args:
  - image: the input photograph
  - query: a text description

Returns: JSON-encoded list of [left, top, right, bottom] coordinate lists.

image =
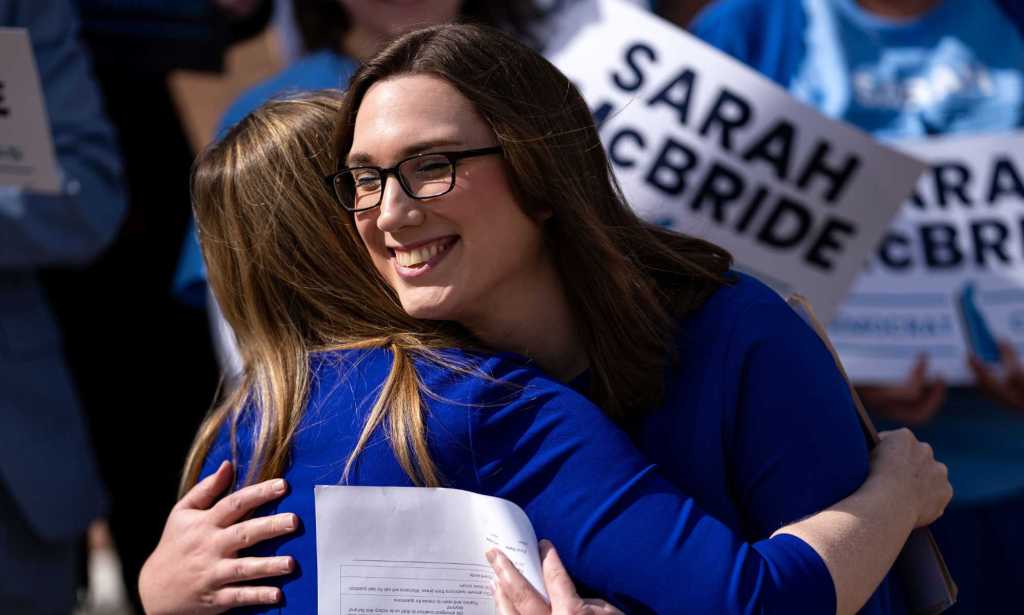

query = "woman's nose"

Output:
[[375, 174, 424, 232]]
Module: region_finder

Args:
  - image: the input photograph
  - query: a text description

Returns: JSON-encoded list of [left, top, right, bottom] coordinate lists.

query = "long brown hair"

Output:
[[182, 92, 472, 493], [334, 24, 732, 421]]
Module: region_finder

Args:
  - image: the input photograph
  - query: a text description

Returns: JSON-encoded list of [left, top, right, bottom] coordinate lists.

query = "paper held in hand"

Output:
[[315, 486, 546, 615], [541, 0, 927, 322], [0, 28, 60, 193]]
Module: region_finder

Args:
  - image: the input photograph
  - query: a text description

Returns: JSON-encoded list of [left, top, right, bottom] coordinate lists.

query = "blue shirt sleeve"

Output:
[[466, 359, 836, 615], [725, 295, 869, 535], [1, 0, 126, 268]]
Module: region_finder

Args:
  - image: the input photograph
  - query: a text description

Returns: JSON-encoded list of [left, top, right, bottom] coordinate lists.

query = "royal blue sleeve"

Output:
[[466, 361, 836, 615], [724, 297, 869, 536]]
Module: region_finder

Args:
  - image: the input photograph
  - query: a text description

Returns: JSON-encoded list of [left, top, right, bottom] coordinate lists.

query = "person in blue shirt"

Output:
[[140, 26, 951, 614], [691, 0, 1024, 612], [0, 0, 126, 612]]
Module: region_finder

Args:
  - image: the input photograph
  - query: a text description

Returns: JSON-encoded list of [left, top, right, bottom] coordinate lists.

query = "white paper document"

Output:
[[0, 28, 61, 192], [315, 486, 546, 615]]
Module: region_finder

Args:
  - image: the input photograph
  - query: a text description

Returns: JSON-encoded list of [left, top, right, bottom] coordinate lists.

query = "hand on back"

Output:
[[138, 461, 298, 614]]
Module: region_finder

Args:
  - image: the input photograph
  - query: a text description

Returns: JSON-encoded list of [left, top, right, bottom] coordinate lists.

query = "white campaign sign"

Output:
[[829, 132, 1024, 384], [542, 0, 926, 321], [0, 28, 60, 192]]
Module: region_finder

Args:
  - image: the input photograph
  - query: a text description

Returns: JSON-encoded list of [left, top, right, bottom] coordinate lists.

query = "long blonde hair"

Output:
[[182, 91, 471, 493]]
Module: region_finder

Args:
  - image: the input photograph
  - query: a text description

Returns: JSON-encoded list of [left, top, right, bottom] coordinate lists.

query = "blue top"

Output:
[[174, 50, 357, 306], [199, 273, 901, 614], [692, 0, 1024, 503], [691, 0, 1024, 138]]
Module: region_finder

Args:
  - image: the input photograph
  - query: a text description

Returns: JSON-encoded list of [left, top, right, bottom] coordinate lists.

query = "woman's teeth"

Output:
[[394, 239, 452, 267]]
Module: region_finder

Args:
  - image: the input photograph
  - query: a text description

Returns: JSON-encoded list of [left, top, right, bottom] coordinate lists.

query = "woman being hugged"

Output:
[[141, 25, 950, 615]]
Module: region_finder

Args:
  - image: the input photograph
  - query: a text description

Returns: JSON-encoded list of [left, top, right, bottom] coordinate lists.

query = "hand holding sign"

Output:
[[858, 356, 947, 426], [968, 340, 1024, 413]]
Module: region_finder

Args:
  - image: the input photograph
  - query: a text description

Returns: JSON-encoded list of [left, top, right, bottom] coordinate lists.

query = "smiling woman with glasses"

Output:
[[327, 146, 503, 211], [144, 25, 951, 615]]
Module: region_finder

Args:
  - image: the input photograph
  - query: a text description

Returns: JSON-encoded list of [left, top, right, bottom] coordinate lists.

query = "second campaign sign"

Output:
[[830, 132, 1024, 384], [543, 0, 926, 321]]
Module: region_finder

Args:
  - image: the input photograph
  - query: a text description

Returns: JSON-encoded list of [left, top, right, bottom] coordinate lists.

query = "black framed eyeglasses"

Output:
[[325, 146, 503, 212]]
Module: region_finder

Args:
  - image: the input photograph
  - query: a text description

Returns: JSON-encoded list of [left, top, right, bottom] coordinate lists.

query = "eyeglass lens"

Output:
[[339, 154, 455, 210]]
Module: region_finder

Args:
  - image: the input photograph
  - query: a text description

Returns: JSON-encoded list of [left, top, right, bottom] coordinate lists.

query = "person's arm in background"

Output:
[[1, 0, 125, 268], [858, 355, 947, 425], [968, 341, 1024, 414]]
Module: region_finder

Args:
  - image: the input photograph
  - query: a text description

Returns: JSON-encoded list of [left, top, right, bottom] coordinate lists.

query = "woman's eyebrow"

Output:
[[347, 138, 464, 166]]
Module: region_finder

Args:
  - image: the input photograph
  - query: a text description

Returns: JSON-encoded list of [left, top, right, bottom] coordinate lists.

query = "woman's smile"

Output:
[[389, 235, 460, 278], [350, 74, 552, 322]]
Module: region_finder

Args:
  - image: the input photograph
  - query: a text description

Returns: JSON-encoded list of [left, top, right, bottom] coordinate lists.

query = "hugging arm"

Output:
[[470, 353, 949, 615], [139, 426, 299, 615], [728, 298, 949, 614], [140, 345, 949, 615]]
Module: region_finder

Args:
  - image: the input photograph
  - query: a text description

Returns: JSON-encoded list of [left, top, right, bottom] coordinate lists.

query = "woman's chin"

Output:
[[400, 298, 457, 322]]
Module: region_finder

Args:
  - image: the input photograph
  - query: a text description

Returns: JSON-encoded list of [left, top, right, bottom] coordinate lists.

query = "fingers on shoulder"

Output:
[[219, 512, 299, 553], [210, 478, 288, 526], [179, 461, 234, 511], [213, 556, 294, 586]]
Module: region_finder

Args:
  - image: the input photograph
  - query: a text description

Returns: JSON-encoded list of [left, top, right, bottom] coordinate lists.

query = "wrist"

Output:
[[862, 471, 918, 532]]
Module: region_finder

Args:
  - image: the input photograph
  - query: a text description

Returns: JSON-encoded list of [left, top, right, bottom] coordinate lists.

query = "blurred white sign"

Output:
[[830, 132, 1024, 384], [0, 28, 60, 193], [543, 0, 927, 321]]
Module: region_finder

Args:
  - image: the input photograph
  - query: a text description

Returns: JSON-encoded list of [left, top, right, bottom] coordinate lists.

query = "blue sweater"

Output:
[[201, 273, 891, 613]]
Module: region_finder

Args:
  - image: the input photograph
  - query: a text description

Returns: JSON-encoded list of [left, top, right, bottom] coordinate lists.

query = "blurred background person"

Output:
[[39, 0, 274, 610], [691, 0, 1024, 612], [0, 0, 125, 613]]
